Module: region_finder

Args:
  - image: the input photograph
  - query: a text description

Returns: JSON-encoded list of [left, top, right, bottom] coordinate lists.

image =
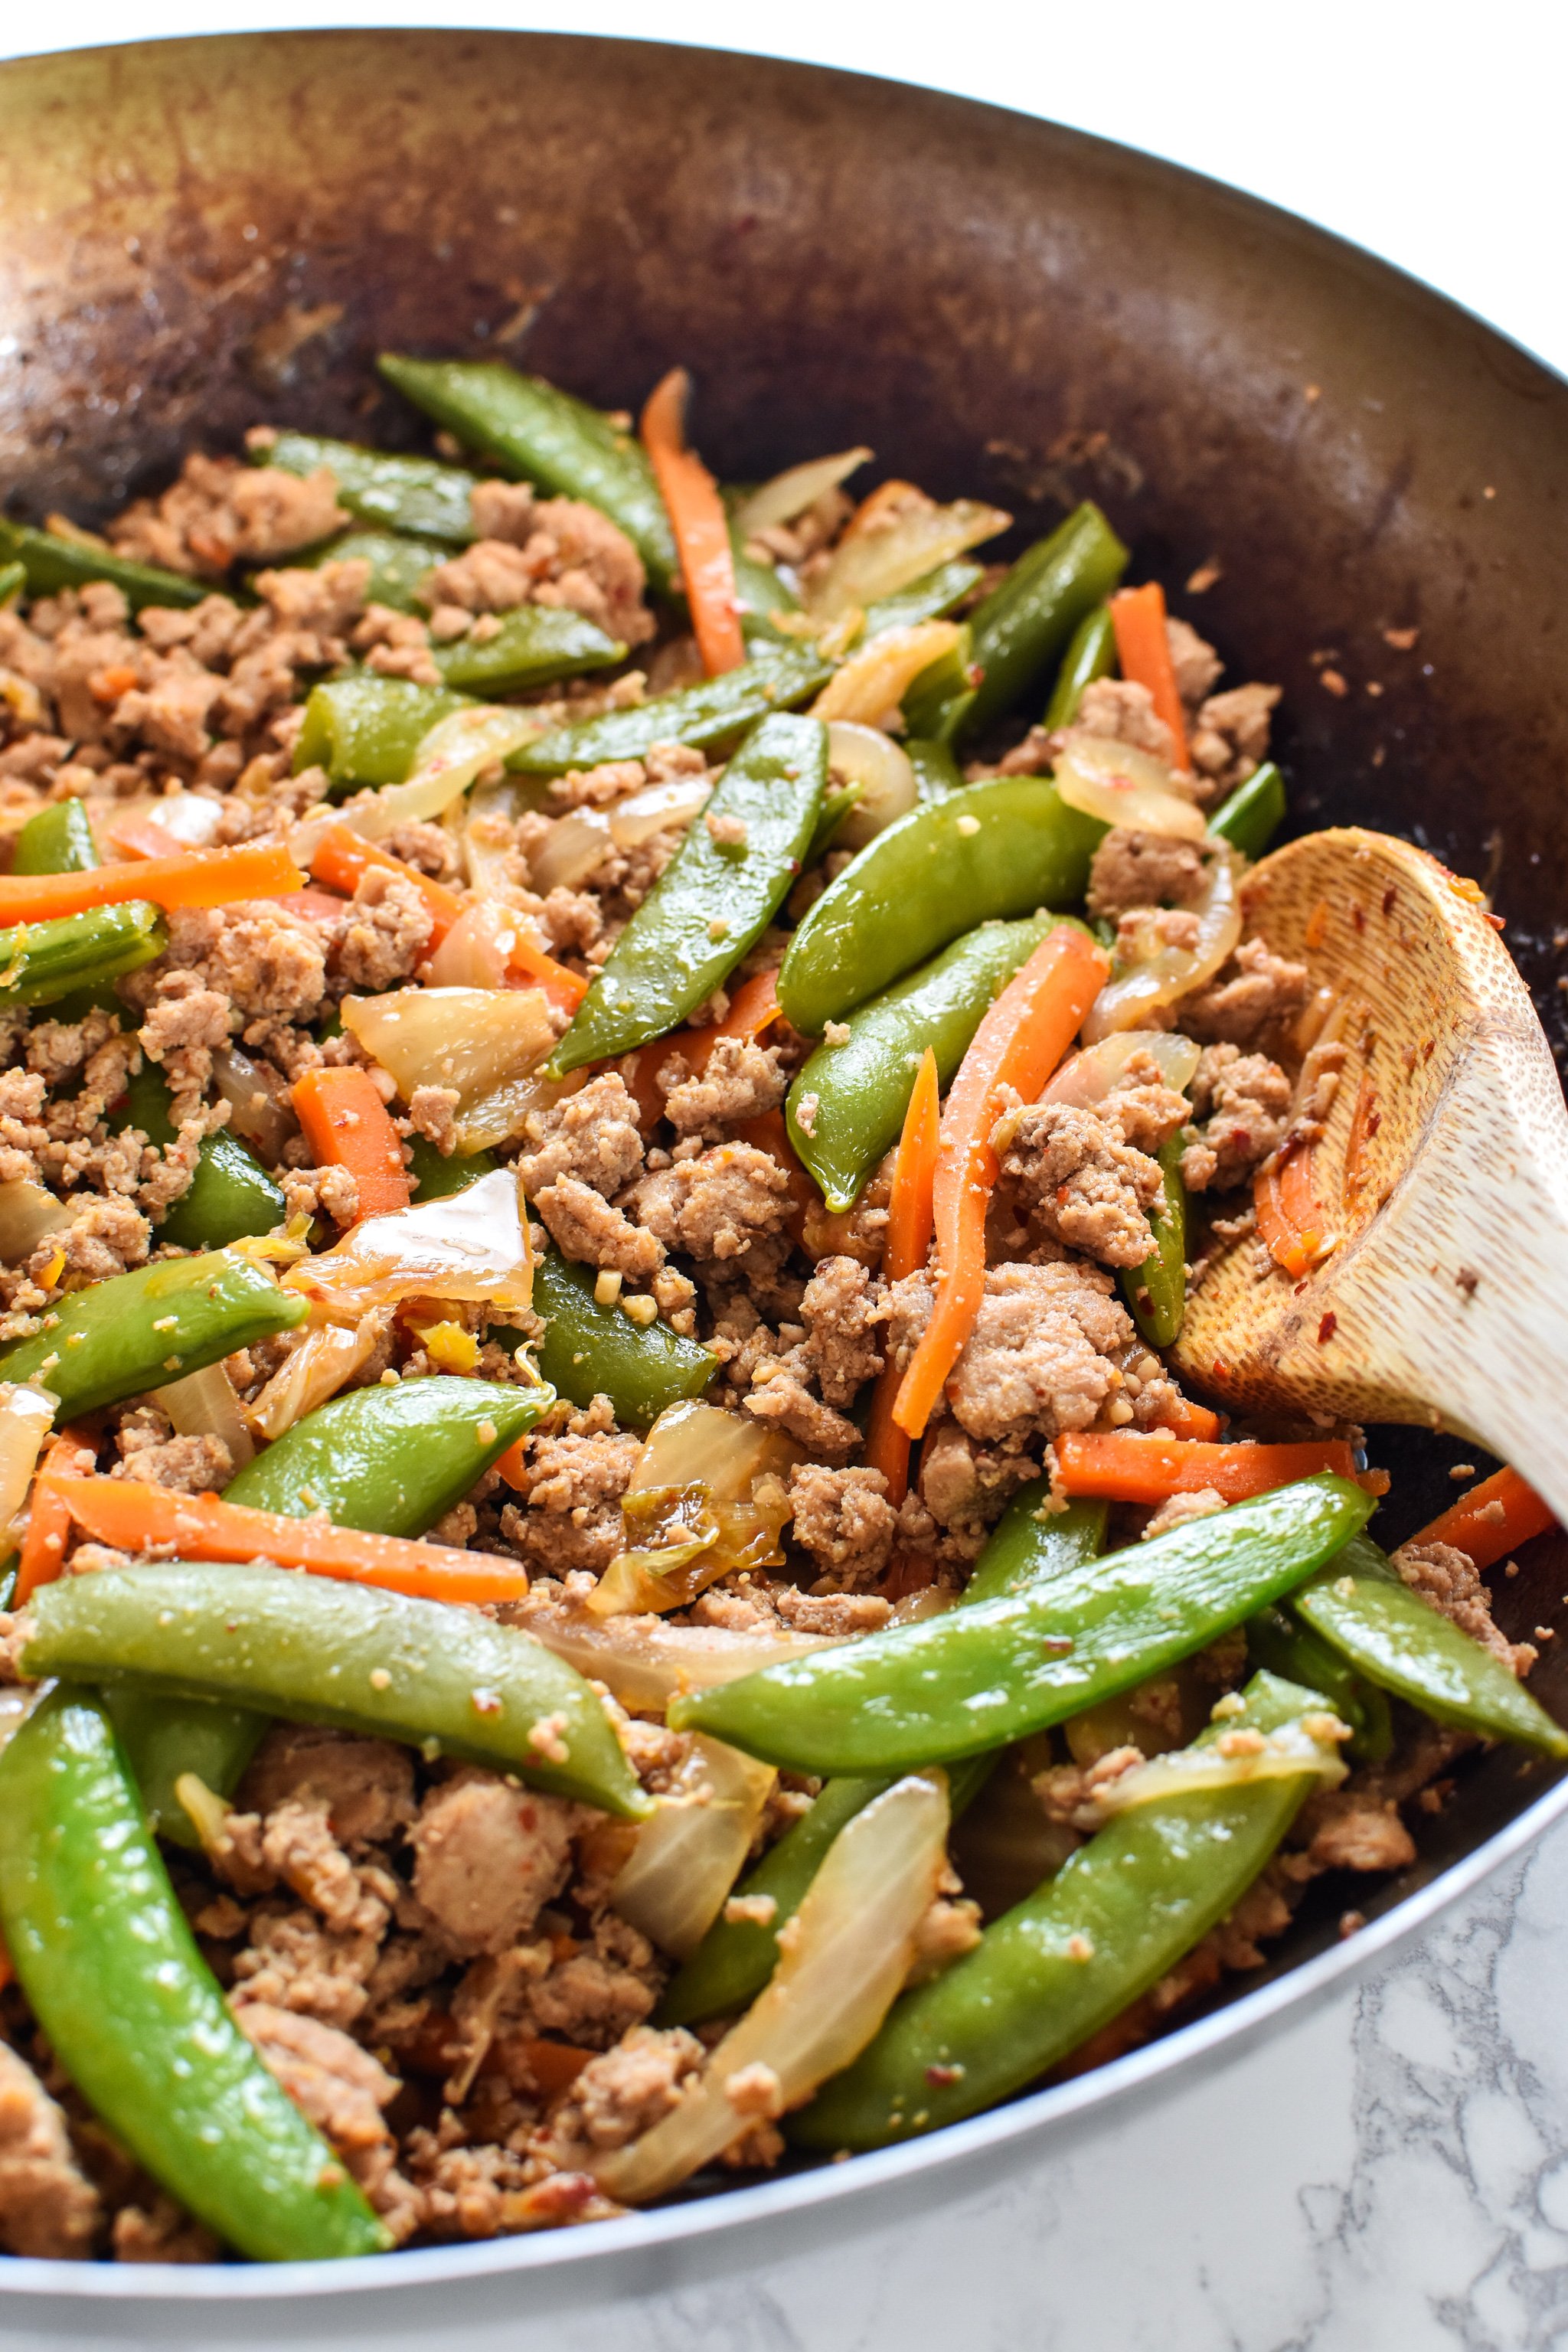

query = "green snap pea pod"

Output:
[[24, 1561, 651, 1818], [433, 604, 625, 695], [906, 737, 964, 801], [900, 622, 977, 743], [380, 355, 681, 589], [0, 1246, 305, 1421], [258, 428, 481, 543], [12, 798, 100, 874], [120, 1062, 285, 1251], [660, 1498, 1104, 2026], [805, 779, 864, 868], [0, 1687, 387, 2259], [292, 673, 472, 788], [1292, 1531, 1568, 1755], [224, 1374, 549, 1534], [547, 712, 826, 1074], [507, 641, 833, 777], [101, 1684, 268, 1849], [778, 777, 1103, 1037], [0, 559, 24, 606], [960, 503, 1129, 740], [1245, 1601, 1393, 1763], [293, 527, 438, 612], [1119, 1132, 1187, 1349], [674, 1475, 1374, 1773], [407, 1133, 498, 1200], [730, 533, 799, 645], [863, 559, 986, 639], [0, 516, 208, 612], [1208, 760, 1287, 860], [0, 900, 168, 1007], [1043, 604, 1117, 728], [795, 1671, 1326, 2150], [530, 1247, 717, 1427], [0, 1557, 15, 1610], [789, 914, 1054, 1210]]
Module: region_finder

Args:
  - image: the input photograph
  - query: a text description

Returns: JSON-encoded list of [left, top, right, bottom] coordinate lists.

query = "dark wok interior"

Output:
[[2, 23, 1566, 2210]]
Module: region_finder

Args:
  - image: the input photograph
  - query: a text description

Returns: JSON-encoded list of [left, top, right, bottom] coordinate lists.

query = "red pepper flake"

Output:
[[1380, 886, 1397, 916], [1318, 1312, 1338, 1343], [925, 2063, 965, 2088], [1211, 1357, 1228, 1377], [1351, 903, 1366, 933], [1455, 1266, 1479, 1298]]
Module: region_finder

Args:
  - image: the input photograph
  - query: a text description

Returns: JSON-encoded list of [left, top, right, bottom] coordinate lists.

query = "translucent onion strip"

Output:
[[609, 1734, 777, 1959], [212, 1044, 298, 1161], [1043, 1030, 1203, 1109], [157, 1361, 257, 1470], [515, 1604, 841, 1712], [590, 1403, 799, 1619], [286, 1168, 534, 1318], [0, 1179, 71, 1266], [527, 809, 613, 894], [733, 449, 872, 539], [1053, 736, 1207, 841], [1086, 1713, 1350, 1822], [0, 1383, 57, 1537], [596, 1773, 950, 2201], [806, 485, 1010, 620], [811, 620, 963, 729], [248, 1313, 389, 1443], [341, 986, 555, 1111], [827, 723, 919, 850], [339, 705, 544, 844], [1083, 841, 1243, 1043]]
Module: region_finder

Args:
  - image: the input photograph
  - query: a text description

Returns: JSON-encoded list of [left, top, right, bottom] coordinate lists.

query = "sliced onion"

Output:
[[515, 1603, 841, 1711], [456, 1066, 586, 1155], [286, 1168, 533, 1318], [341, 986, 554, 1109], [0, 1383, 57, 1537], [340, 705, 544, 844], [1054, 736, 1207, 841], [733, 449, 873, 538], [1082, 842, 1243, 1043], [1043, 1030, 1203, 1109], [596, 1772, 950, 2201], [426, 901, 522, 990], [609, 1734, 777, 1959], [810, 620, 963, 730], [1086, 1713, 1349, 1822], [827, 723, 919, 850], [807, 485, 1010, 620], [590, 1403, 799, 1619], [109, 791, 225, 849], [212, 1044, 298, 1161], [0, 1178, 70, 1266], [608, 774, 711, 849], [526, 809, 614, 894], [157, 1361, 256, 1470], [887, 1584, 958, 1626]]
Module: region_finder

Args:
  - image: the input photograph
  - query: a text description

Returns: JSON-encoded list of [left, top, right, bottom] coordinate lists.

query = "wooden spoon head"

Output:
[[1172, 825, 1565, 1433]]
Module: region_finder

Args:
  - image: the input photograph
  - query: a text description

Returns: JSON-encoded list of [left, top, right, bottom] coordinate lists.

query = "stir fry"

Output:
[[0, 358, 1558, 2263]]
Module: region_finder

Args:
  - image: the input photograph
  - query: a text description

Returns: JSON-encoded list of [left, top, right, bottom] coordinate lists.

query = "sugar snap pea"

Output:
[[224, 1374, 548, 1534], [120, 1061, 285, 1250], [795, 1671, 1328, 2148], [673, 1475, 1374, 1773], [12, 798, 100, 875], [0, 516, 208, 612], [293, 674, 472, 789], [102, 1683, 268, 1850], [380, 355, 681, 589], [1119, 1132, 1187, 1348], [1209, 760, 1287, 860], [659, 1496, 1105, 2025], [900, 622, 976, 743], [407, 1134, 498, 1200], [961, 503, 1129, 740], [530, 1248, 717, 1427], [864, 559, 986, 638], [0, 1687, 388, 2259], [507, 642, 833, 777], [777, 777, 1103, 1037], [547, 712, 826, 1074], [1044, 604, 1117, 728], [788, 914, 1056, 1210], [22, 1561, 651, 1818], [1244, 1601, 1393, 1762], [294, 527, 438, 613], [0, 559, 24, 607], [906, 737, 963, 801], [1291, 1531, 1568, 1755], [259, 428, 481, 543], [433, 603, 625, 695], [0, 1246, 306, 1421], [0, 900, 168, 1006]]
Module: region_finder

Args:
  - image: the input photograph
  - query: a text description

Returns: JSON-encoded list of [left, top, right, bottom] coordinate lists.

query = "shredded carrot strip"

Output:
[[1341, 1066, 1380, 1214], [1408, 1466, 1555, 1573], [309, 823, 462, 949], [290, 1065, 411, 1220], [15, 1429, 96, 1606], [1109, 581, 1190, 771], [1152, 1395, 1224, 1442], [508, 929, 590, 1014], [1255, 1142, 1332, 1278], [641, 368, 745, 677], [618, 969, 785, 1115], [0, 839, 303, 923], [893, 927, 1109, 1440], [57, 1478, 531, 1605], [1054, 1430, 1361, 1505], [521, 2038, 595, 2099], [274, 886, 354, 925], [865, 1049, 941, 1510], [103, 812, 189, 860]]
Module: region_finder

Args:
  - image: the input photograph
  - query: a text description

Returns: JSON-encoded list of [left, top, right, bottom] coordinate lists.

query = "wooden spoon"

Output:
[[1171, 825, 1568, 1521]]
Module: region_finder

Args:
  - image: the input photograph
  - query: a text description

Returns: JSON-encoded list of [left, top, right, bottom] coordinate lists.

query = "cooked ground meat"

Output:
[[0, 2040, 102, 2259], [1178, 936, 1309, 1050], [628, 1142, 795, 1263], [424, 483, 655, 648], [659, 1035, 788, 1138], [1181, 1043, 1292, 1192], [799, 1253, 886, 1405], [533, 1176, 665, 1279], [1391, 1539, 1537, 1677], [789, 1462, 897, 1587], [516, 1073, 645, 1198], [409, 1772, 578, 1956], [995, 1099, 1165, 1268], [109, 452, 348, 577], [1189, 682, 1281, 791], [1069, 677, 1176, 763], [890, 1259, 1137, 1446], [1086, 826, 1210, 921], [501, 1404, 641, 1576]]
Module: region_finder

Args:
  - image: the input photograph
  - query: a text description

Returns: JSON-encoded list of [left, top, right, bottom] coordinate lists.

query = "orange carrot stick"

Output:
[[1109, 581, 1190, 772], [893, 926, 1110, 1441], [57, 1479, 531, 1606], [309, 823, 462, 949], [1255, 1142, 1333, 1279], [291, 1065, 411, 1220], [1152, 1395, 1224, 1442], [865, 1048, 941, 1507], [641, 368, 745, 677], [15, 1429, 96, 1606], [103, 813, 191, 860], [1407, 1466, 1555, 1572], [508, 929, 590, 1014], [1053, 1430, 1360, 1504], [0, 839, 303, 923]]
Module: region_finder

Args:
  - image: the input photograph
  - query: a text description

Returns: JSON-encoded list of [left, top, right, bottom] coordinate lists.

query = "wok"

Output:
[[1, 28, 1566, 2334]]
